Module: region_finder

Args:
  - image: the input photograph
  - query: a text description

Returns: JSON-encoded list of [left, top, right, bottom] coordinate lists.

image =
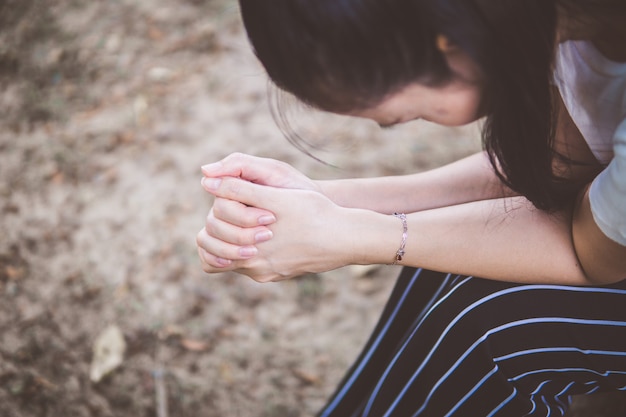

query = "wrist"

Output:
[[315, 179, 341, 204], [344, 208, 404, 265], [391, 213, 407, 264]]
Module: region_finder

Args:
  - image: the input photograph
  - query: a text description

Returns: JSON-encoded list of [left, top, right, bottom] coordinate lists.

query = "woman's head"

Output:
[[239, 0, 452, 113], [240, 0, 567, 210], [347, 36, 486, 127]]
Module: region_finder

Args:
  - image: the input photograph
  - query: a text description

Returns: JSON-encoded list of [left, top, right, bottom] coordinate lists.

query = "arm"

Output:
[[316, 151, 517, 214], [200, 150, 516, 215], [198, 177, 592, 284], [343, 96, 626, 284], [352, 196, 590, 285], [198, 101, 626, 284]]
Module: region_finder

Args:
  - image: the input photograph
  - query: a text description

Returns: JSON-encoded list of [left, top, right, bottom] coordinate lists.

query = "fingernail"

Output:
[[255, 230, 273, 243], [201, 177, 221, 191], [258, 215, 276, 225], [216, 257, 232, 266], [201, 162, 219, 174], [239, 246, 258, 258]]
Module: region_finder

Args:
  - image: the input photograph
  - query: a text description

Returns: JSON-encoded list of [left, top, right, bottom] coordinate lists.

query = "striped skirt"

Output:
[[318, 268, 626, 416]]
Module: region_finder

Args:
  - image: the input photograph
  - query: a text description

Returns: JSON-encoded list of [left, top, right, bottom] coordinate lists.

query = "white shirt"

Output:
[[554, 40, 626, 246]]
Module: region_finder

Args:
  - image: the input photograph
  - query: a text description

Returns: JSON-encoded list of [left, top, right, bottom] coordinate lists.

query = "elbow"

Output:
[[573, 239, 626, 286], [571, 225, 626, 286], [577, 260, 626, 286], [571, 185, 626, 286]]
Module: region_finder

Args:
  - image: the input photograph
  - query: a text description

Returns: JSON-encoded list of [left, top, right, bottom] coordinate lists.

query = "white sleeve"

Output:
[[588, 119, 626, 246]]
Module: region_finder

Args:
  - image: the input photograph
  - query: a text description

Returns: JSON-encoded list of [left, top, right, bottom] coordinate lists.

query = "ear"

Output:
[[436, 35, 458, 54]]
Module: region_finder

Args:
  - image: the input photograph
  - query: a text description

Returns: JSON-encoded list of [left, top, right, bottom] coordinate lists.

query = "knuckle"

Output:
[[204, 221, 217, 236], [196, 229, 206, 246], [239, 233, 255, 246], [205, 223, 218, 237], [204, 211, 217, 229], [223, 180, 242, 198], [230, 246, 246, 260], [205, 210, 214, 224], [210, 204, 223, 220], [226, 152, 246, 164], [242, 264, 274, 283], [231, 234, 245, 246], [213, 197, 224, 208], [257, 274, 275, 284], [235, 228, 257, 246], [250, 274, 267, 283]]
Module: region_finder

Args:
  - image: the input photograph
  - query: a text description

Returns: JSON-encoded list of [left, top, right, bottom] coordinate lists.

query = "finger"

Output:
[[206, 208, 274, 246], [201, 153, 295, 188], [212, 198, 276, 227], [201, 176, 281, 209], [196, 227, 259, 262], [198, 246, 233, 271], [201, 153, 276, 181]]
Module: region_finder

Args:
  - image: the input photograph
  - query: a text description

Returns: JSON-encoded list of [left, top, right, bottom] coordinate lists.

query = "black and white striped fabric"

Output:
[[318, 267, 626, 417]]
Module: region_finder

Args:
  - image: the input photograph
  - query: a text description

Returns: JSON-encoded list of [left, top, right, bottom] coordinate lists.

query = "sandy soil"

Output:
[[1, 1, 624, 416]]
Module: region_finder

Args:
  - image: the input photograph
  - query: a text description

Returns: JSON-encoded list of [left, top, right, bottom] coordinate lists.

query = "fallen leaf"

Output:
[[219, 362, 233, 384], [291, 368, 321, 385], [34, 376, 58, 391], [180, 338, 210, 352], [158, 324, 184, 340], [5, 265, 26, 280], [90, 325, 126, 383]]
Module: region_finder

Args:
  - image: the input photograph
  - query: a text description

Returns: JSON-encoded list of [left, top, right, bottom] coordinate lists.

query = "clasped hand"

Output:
[[196, 153, 358, 282]]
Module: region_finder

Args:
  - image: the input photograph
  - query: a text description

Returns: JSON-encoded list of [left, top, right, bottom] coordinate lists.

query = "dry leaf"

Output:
[[219, 362, 233, 384], [180, 338, 210, 352], [90, 325, 126, 383], [291, 368, 321, 385], [158, 324, 184, 340], [5, 265, 26, 280]]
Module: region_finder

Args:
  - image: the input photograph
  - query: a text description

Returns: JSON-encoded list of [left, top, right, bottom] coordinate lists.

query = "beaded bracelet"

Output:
[[392, 212, 407, 265]]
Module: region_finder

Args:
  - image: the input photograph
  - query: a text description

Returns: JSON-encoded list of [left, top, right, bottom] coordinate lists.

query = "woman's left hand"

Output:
[[197, 176, 363, 282]]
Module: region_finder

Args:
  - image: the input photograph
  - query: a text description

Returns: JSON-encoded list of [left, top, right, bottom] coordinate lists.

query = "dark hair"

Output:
[[238, 0, 616, 211]]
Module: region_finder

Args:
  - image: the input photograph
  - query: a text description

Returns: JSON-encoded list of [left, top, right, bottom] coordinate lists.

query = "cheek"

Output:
[[441, 89, 483, 126]]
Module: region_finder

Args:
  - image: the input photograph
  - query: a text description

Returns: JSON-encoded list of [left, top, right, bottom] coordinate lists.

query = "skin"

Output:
[[196, 14, 626, 285]]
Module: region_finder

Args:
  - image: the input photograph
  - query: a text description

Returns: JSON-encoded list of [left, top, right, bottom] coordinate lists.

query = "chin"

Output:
[[438, 114, 482, 127]]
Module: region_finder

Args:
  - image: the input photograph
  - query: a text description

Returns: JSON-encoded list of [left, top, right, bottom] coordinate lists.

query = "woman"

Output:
[[197, 0, 626, 415]]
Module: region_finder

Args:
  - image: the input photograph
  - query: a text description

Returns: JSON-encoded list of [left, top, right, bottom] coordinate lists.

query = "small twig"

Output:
[[153, 367, 169, 417]]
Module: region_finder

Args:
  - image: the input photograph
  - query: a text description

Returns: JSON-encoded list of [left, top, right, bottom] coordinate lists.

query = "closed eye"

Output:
[[378, 122, 399, 129]]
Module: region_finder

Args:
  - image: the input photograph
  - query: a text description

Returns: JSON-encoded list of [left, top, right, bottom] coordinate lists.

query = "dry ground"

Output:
[[1, 1, 625, 416]]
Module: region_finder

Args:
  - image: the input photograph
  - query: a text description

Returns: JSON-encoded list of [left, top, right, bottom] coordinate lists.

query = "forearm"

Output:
[[317, 151, 516, 214], [349, 196, 589, 285], [200, 172, 591, 284]]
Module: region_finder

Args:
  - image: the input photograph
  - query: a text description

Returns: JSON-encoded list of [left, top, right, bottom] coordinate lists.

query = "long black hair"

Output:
[[238, 0, 619, 211]]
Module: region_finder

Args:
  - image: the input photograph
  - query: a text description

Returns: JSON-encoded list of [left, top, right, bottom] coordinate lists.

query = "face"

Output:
[[349, 43, 485, 127]]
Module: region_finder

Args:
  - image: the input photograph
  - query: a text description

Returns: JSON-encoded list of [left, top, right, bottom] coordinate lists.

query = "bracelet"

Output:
[[392, 213, 407, 265]]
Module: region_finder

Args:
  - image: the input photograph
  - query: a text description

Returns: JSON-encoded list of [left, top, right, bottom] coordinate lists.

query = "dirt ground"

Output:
[[1, 1, 625, 416]]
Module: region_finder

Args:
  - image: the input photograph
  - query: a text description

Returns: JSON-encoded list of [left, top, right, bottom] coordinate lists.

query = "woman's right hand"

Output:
[[196, 195, 277, 269], [197, 176, 372, 281]]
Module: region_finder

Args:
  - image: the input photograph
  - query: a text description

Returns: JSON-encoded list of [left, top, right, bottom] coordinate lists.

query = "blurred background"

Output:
[[0, 1, 622, 416]]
